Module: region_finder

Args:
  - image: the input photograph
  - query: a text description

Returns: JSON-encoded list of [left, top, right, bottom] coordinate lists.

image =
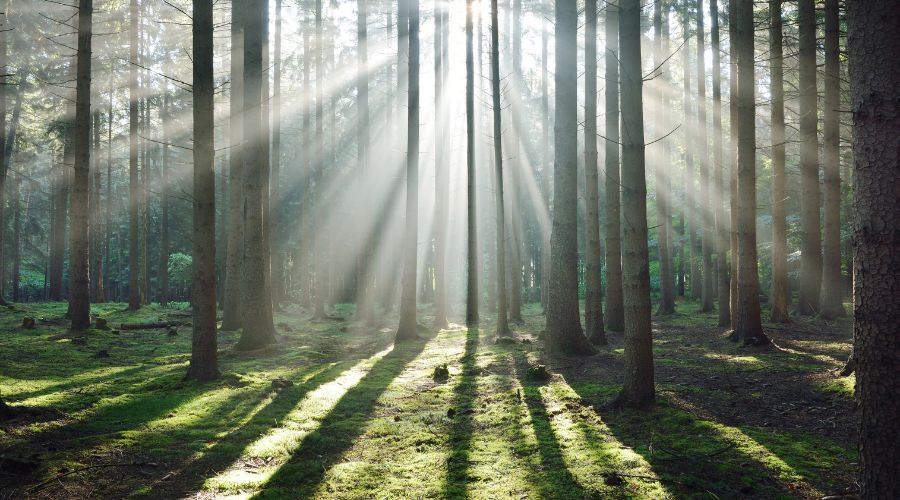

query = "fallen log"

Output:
[[118, 322, 180, 331]]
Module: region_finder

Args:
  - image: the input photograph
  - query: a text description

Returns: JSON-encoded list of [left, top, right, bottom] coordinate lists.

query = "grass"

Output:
[[0, 300, 856, 499]]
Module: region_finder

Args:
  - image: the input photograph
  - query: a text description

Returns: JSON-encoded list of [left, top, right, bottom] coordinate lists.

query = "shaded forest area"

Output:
[[0, 0, 898, 498]]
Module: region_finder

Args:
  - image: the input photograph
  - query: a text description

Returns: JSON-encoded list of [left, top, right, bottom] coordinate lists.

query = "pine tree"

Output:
[[768, 0, 791, 323], [585, 0, 606, 344]]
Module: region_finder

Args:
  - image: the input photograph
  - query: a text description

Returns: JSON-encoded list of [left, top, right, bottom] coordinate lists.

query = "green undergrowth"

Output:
[[0, 301, 854, 499]]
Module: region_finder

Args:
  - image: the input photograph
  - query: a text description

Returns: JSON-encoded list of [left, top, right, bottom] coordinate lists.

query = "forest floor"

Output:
[[0, 300, 856, 499]]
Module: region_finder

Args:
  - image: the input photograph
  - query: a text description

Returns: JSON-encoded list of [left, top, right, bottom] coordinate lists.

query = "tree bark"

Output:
[[489, 0, 508, 337], [127, 0, 140, 310], [819, 0, 845, 320], [731, 0, 768, 346], [547, 0, 593, 356], [655, 0, 676, 316], [69, 0, 92, 331], [270, 0, 284, 312], [797, 0, 821, 316], [465, 0, 480, 327], [696, 0, 714, 313], [585, 0, 606, 344], [847, 1, 900, 495], [186, 0, 219, 381], [396, 0, 420, 342], [711, 0, 729, 326], [604, 0, 624, 333], [769, 0, 790, 324], [617, 0, 654, 409]]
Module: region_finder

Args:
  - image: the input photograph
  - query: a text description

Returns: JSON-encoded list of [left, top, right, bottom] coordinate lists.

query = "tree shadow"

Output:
[[441, 327, 479, 498], [251, 333, 434, 497]]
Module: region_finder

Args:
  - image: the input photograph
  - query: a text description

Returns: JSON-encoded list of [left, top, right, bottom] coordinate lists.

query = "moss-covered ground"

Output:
[[0, 300, 856, 499]]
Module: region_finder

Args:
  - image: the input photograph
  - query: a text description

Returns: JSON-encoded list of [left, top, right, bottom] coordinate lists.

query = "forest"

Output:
[[0, 0, 898, 498]]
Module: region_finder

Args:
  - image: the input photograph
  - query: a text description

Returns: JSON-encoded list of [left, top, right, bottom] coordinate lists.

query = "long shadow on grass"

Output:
[[441, 327, 479, 498], [252, 334, 433, 498]]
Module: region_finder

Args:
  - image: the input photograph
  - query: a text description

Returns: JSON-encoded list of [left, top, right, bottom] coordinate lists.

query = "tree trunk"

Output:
[[731, 0, 768, 346], [797, 0, 821, 316], [465, 0, 480, 327], [604, 0, 624, 333], [159, 88, 170, 307], [847, 1, 900, 495], [585, 0, 606, 344], [396, 0, 420, 342], [508, 0, 523, 324], [236, 0, 277, 351], [540, 0, 551, 313], [710, 0, 729, 326], [186, 0, 220, 381], [728, 0, 738, 326], [547, 0, 593, 356], [655, 0, 675, 316], [768, 0, 790, 324], [617, 0, 653, 409], [127, 0, 140, 310], [431, 0, 448, 329], [11, 176, 20, 302], [696, 0, 714, 313], [313, 0, 328, 319], [68, 0, 92, 331], [489, 0, 508, 337], [818, 0, 845, 320], [269, 0, 284, 312]]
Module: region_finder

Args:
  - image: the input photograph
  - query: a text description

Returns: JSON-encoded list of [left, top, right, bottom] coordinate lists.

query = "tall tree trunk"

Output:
[[270, 0, 284, 311], [489, 0, 508, 337], [465, 0, 480, 327], [728, 0, 738, 325], [617, 0, 653, 409], [0, 5, 8, 306], [731, 0, 768, 346], [432, 0, 449, 329], [819, 0, 844, 319], [655, 0, 676, 316], [105, 84, 112, 299], [186, 0, 219, 381], [127, 0, 140, 310], [847, 1, 900, 495], [69, 0, 92, 331], [681, 2, 700, 302], [540, 0, 551, 313], [797, 0, 821, 316], [710, 0, 729, 325], [236, 0, 277, 351], [221, 1, 244, 330], [769, 0, 790, 323], [312, 0, 328, 319], [508, 0, 523, 324], [396, 0, 420, 342], [159, 88, 170, 306], [547, 0, 593, 356], [11, 176, 20, 302], [585, 0, 606, 344], [696, 0, 713, 312], [604, 0, 624, 333]]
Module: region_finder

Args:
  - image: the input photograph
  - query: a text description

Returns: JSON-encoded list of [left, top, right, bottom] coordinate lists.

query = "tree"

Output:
[[396, 0, 420, 342], [585, 0, 606, 344], [0, 3, 7, 307], [604, 0, 624, 333], [711, 0, 730, 326], [271, 0, 284, 311], [221, 0, 244, 331], [616, 0, 653, 409], [731, 0, 769, 346], [465, 0, 478, 327], [697, 0, 714, 313], [127, 0, 140, 311], [546, 0, 593, 356], [654, 0, 676, 317], [768, 0, 790, 323], [235, 0, 277, 351], [433, 0, 449, 329], [186, 0, 219, 381], [847, 1, 900, 495], [508, 0, 523, 324], [681, 1, 700, 303], [489, 0, 508, 337], [797, 0, 821, 316], [819, 0, 845, 319], [68, 0, 92, 331]]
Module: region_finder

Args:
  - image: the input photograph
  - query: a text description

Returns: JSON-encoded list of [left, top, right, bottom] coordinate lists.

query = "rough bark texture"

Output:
[[396, 0, 420, 342], [221, 2, 243, 331], [465, 0, 479, 327], [818, 0, 845, 320], [127, 0, 140, 310], [710, 0, 729, 326], [270, 0, 284, 311], [69, 0, 92, 331], [603, 0, 624, 333], [654, 0, 675, 317], [797, 0, 821, 316], [696, 0, 714, 313], [727, 0, 738, 326], [616, 0, 654, 409], [489, 0, 508, 337], [546, 0, 593, 356], [186, 0, 219, 381], [768, 0, 790, 324], [731, 0, 768, 346], [508, 0, 522, 324], [236, 0, 277, 351], [585, 0, 606, 344], [847, 1, 900, 496]]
